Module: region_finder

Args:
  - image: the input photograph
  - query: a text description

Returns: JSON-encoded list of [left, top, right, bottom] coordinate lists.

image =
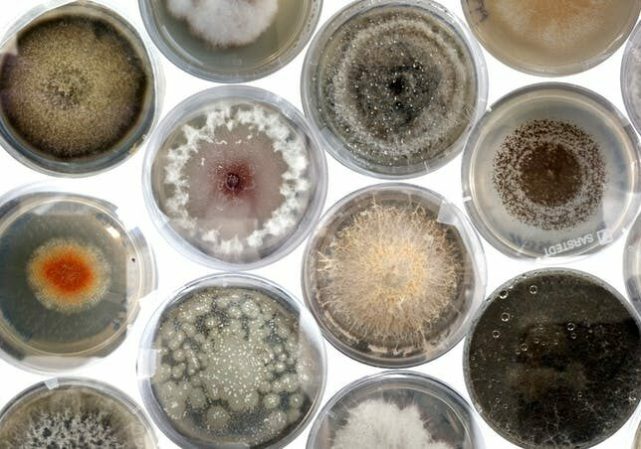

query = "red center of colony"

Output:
[[215, 161, 256, 199], [40, 251, 96, 297]]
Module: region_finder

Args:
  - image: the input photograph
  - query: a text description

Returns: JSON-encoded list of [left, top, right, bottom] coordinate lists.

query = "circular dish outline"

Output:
[[301, 0, 488, 180], [142, 84, 328, 270], [137, 271, 328, 449], [461, 82, 641, 262], [302, 182, 487, 368], [0, 0, 163, 178]]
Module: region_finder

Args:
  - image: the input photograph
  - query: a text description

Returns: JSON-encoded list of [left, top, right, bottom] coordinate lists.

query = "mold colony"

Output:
[[303, 184, 485, 367], [0, 1, 156, 175], [303, 0, 486, 177], [0, 380, 157, 449], [147, 87, 326, 268], [138, 275, 325, 449]]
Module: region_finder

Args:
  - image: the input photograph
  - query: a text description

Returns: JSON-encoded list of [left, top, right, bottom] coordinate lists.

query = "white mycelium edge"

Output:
[[162, 100, 311, 258]]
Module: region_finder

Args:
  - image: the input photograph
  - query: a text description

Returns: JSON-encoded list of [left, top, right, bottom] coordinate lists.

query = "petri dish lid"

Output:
[[462, 83, 641, 261], [137, 273, 327, 449], [0, 0, 161, 177], [622, 21, 641, 137], [302, 0, 488, 179], [143, 85, 327, 270], [0, 183, 156, 373], [302, 183, 486, 368], [307, 370, 484, 449], [138, 0, 322, 82], [0, 377, 158, 449], [624, 212, 641, 312], [461, 0, 641, 76], [465, 268, 641, 449]]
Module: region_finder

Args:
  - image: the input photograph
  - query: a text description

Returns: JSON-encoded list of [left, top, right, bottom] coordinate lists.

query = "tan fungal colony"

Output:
[[152, 287, 316, 446], [315, 201, 463, 354]]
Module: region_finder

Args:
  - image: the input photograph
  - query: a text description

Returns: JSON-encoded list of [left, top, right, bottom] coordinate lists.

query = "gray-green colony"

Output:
[[150, 286, 322, 447]]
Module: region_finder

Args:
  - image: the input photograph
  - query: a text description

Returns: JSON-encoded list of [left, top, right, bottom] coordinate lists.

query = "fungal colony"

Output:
[[149, 285, 322, 447], [0, 382, 155, 449], [332, 400, 453, 449], [166, 0, 279, 48], [466, 270, 641, 449], [305, 186, 479, 365], [153, 98, 315, 265], [0, 4, 153, 171], [462, 0, 640, 74], [493, 119, 606, 230], [311, 2, 479, 175]]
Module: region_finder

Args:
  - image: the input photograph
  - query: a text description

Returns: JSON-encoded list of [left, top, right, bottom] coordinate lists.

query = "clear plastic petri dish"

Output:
[[462, 83, 640, 261], [138, 273, 327, 449], [622, 22, 641, 137], [0, 0, 161, 177], [307, 370, 484, 449], [138, 0, 322, 82], [624, 213, 641, 313], [465, 268, 641, 449], [144, 85, 327, 270], [0, 183, 156, 373], [302, 183, 486, 368], [0, 378, 158, 449], [301, 0, 488, 179], [461, 0, 641, 76]]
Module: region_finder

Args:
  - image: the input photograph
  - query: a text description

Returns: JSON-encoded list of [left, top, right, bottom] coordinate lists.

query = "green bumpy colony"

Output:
[[152, 287, 316, 447]]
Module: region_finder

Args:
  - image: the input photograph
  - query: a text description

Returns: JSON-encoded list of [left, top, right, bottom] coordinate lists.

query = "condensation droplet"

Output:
[[500, 312, 511, 322], [520, 343, 528, 352], [529, 285, 538, 295], [499, 290, 509, 299], [567, 322, 576, 331], [492, 330, 501, 339]]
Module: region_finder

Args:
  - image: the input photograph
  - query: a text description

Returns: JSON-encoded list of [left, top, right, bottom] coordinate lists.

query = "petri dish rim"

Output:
[[461, 81, 641, 262], [0, 182, 157, 374], [0, 0, 163, 178], [621, 21, 641, 137], [306, 370, 484, 449], [301, 182, 487, 368], [460, 0, 641, 77], [301, 0, 489, 180], [142, 84, 328, 271], [137, 272, 328, 449], [138, 0, 323, 83], [0, 377, 159, 449], [463, 267, 641, 449]]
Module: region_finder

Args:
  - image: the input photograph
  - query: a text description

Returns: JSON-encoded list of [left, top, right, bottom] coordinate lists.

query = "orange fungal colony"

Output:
[[27, 239, 111, 314]]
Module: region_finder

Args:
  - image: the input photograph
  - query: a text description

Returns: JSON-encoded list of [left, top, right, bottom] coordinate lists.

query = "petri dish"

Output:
[[462, 83, 640, 261], [0, 0, 160, 177], [465, 268, 641, 449], [624, 213, 641, 313], [302, 183, 486, 368], [302, 0, 487, 179], [139, 0, 322, 82], [0, 183, 156, 373], [138, 273, 326, 449], [307, 370, 484, 449], [0, 378, 158, 449], [144, 85, 327, 270], [461, 0, 641, 76], [622, 22, 641, 136]]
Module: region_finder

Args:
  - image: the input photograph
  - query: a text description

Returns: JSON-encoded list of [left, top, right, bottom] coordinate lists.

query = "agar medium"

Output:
[[0, 184, 156, 373], [0, 0, 159, 176], [303, 183, 486, 368], [144, 85, 327, 270], [138, 273, 326, 449], [462, 83, 640, 261]]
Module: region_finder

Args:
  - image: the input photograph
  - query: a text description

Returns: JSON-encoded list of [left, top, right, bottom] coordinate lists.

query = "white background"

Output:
[[0, 1, 638, 448]]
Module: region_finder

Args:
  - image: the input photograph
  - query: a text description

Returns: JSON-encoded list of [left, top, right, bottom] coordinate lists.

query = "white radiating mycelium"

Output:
[[167, 0, 279, 47], [332, 400, 453, 449]]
